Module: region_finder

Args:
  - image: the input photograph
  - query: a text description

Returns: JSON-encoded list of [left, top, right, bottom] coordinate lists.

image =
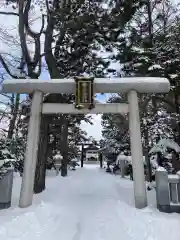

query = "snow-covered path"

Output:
[[0, 165, 180, 240]]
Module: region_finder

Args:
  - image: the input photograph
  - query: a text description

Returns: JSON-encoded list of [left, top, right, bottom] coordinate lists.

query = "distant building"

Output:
[[84, 145, 99, 163]]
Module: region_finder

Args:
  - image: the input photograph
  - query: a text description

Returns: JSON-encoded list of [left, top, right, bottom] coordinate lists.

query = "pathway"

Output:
[[0, 165, 180, 240]]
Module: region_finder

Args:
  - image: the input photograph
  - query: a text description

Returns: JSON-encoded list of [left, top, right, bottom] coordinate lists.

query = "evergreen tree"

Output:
[[101, 94, 129, 154]]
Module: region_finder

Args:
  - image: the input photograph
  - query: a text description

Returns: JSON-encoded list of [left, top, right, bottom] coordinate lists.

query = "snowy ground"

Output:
[[0, 164, 180, 240]]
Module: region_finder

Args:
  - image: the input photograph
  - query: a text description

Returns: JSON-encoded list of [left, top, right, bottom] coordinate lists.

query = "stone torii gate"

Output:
[[2, 77, 170, 209]]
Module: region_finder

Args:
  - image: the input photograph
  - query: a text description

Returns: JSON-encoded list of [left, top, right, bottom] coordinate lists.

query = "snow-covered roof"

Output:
[[2, 77, 170, 94], [53, 154, 63, 160], [85, 145, 99, 151]]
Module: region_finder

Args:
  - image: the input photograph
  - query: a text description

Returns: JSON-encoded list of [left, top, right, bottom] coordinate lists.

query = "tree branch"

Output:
[[18, 0, 44, 78], [18, 0, 31, 66], [0, 11, 19, 16], [24, 0, 45, 38], [44, 0, 60, 78], [0, 54, 18, 78]]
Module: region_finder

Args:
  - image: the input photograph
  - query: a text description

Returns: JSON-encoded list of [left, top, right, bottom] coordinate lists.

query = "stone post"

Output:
[[19, 91, 42, 208], [155, 168, 171, 213], [128, 90, 147, 209]]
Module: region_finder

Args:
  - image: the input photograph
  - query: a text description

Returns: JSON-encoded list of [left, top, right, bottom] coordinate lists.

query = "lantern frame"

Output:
[[74, 77, 95, 110]]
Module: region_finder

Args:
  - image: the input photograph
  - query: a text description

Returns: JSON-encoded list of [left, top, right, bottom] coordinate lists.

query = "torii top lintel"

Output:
[[1, 77, 170, 94]]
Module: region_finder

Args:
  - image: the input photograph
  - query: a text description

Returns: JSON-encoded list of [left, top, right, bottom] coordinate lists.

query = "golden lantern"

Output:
[[74, 77, 95, 110]]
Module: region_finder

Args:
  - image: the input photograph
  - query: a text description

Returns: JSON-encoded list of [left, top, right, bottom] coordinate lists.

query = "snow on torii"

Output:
[[2, 77, 170, 209], [2, 77, 169, 94]]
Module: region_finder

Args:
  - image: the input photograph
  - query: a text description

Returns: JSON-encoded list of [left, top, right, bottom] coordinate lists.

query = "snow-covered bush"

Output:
[[0, 138, 15, 179], [0, 137, 25, 176], [0, 160, 15, 179], [149, 138, 180, 155], [149, 138, 180, 174], [0, 139, 15, 161]]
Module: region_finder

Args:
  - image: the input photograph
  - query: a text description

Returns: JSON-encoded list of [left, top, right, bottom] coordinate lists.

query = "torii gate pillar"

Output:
[[128, 90, 147, 208], [19, 91, 42, 208]]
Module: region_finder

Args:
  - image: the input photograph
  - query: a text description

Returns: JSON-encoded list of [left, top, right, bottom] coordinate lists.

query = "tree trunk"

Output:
[[61, 152, 68, 177], [61, 121, 68, 177], [34, 116, 49, 194], [144, 128, 152, 182], [99, 153, 103, 168], [81, 144, 84, 167], [174, 93, 180, 145], [8, 94, 20, 139], [44, 5, 62, 79]]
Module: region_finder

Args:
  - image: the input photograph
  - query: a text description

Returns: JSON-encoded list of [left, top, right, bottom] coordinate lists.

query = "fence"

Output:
[[155, 168, 180, 213]]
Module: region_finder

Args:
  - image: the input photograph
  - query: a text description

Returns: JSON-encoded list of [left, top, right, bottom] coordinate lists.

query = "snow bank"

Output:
[[0, 166, 180, 240], [117, 200, 180, 240]]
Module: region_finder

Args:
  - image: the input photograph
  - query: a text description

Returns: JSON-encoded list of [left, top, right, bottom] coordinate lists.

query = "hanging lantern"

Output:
[[74, 77, 95, 110]]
